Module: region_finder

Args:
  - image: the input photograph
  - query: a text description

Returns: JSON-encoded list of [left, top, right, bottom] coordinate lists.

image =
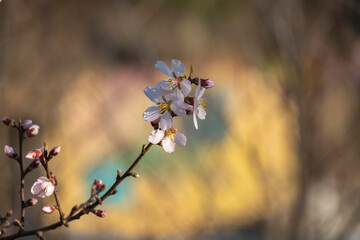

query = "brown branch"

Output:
[[17, 129, 25, 230], [0, 143, 153, 240]]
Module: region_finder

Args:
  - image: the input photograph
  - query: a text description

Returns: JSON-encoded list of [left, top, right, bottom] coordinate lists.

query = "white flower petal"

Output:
[[195, 86, 205, 99], [44, 183, 55, 197], [143, 106, 161, 121], [193, 111, 198, 130], [172, 59, 185, 77], [31, 182, 43, 196], [162, 137, 175, 153], [197, 106, 207, 120], [175, 132, 187, 147], [170, 102, 186, 116], [172, 88, 184, 102], [148, 129, 165, 144], [144, 87, 162, 103], [160, 112, 173, 130], [155, 61, 172, 77], [180, 79, 191, 96]]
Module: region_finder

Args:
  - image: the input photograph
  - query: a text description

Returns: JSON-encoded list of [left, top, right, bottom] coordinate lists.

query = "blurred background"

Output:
[[0, 0, 360, 239]]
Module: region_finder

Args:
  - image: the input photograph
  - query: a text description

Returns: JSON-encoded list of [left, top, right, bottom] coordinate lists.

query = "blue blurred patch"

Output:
[[86, 154, 134, 208]]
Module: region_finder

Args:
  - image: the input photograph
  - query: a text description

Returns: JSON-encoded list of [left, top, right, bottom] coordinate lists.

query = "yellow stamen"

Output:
[[200, 99, 208, 110], [156, 102, 168, 114]]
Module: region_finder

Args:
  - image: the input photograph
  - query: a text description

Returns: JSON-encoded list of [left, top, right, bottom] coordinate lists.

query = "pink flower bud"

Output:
[[94, 210, 107, 218], [25, 124, 40, 137], [0, 228, 6, 235], [31, 177, 55, 198], [25, 149, 43, 159], [49, 146, 61, 157], [201, 79, 215, 88], [12, 219, 21, 228], [1, 117, 17, 127], [20, 120, 32, 130], [6, 210, 13, 218], [26, 159, 41, 171], [42, 206, 56, 214], [4, 145, 18, 159], [25, 198, 38, 207], [93, 179, 103, 189]]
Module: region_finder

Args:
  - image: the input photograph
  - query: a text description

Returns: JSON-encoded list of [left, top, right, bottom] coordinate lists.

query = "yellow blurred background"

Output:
[[0, 0, 360, 239]]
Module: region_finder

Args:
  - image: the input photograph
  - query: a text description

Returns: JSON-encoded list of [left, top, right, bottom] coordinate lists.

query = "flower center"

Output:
[[156, 102, 168, 115], [200, 99, 208, 110], [165, 128, 177, 141]]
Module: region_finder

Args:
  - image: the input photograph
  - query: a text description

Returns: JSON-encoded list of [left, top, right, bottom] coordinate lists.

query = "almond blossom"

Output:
[[148, 127, 187, 153], [31, 177, 55, 198], [155, 59, 192, 96], [143, 88, 188, 130]]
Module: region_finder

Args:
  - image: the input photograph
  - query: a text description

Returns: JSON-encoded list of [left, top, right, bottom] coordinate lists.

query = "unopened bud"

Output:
[[25, 159, 41, 173], [94, 210, 107, 218], [20, 120, 33, 131], [49, 146, 61, 157], [93, 179, 103, 189], [193, 78, 215, 88], [6, 210, 13, 218], [130, 172, 140, 178], [70, 205, 80, 215], [0, 228, 6, 235], [12, 219, 22, 228], [25, 198, 38, 207], [25, 124, 40, 138], [111, 190, 118, 195], [1, 117, 17, 127], [49, 171, 57, 185], [117, 169, 122, 177], [100, 184, 107, 192], [42, 206, 56, 214], [25, 149, 43, 159], [4, 145, 18, 159]]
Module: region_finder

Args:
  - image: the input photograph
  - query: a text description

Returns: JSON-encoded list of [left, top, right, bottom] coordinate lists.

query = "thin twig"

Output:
[[0, 143, 153, 240], [17, 128, 25, 230]]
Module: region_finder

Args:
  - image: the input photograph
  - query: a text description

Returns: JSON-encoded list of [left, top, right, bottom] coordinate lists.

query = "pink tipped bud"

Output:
[[93, 179, 103, 189], [42, 206, 56, 214], [201, 79, 215, 88], [25, 149, 43, 159], [25, 198, 38, 207], [130, 172, 140, 178], [6, 210, 13, 218], [26, 159, 41, 171], [12, 219, 21, 228], [4, 145, 18, 159], [1, 117, 17, 127], [70, 205, 80, 214], [49, 146, 61, 157], [94, 210, 107, 218], [20, 120, 33, 130], [25, 124, 40, 137]]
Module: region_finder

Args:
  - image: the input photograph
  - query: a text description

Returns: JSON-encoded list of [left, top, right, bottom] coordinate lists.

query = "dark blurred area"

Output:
[[1, 0, 360, 239]]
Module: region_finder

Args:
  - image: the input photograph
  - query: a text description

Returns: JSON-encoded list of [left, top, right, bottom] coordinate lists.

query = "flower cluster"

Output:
[[143, 60, 214, 153]]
